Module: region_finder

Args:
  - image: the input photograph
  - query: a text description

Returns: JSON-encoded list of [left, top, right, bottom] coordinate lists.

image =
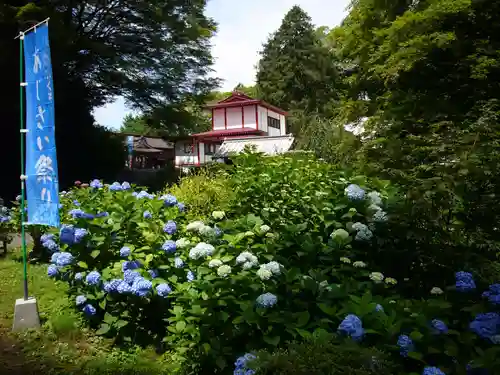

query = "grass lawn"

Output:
[[0, 250, 174, 375]]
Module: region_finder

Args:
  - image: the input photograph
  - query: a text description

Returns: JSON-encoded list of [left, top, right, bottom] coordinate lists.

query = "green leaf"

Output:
[[96, 323, 111, 335], [99, 299, 106, 310], [176, 321, 186, 332], [104, 312, 117, 324], [263, 335, 280, 346], [115, 320, 128, 329], [90, 250, 100, 258], [77, 261, 88, 269], [410, 331, 423, 341], [407, 351, 423, 361], [296, 311, 310, 327]]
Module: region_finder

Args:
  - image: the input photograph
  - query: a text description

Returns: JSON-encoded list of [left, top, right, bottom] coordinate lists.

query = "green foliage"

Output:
[[256, 6, 340, 127], [168, 168, 235, 220], [120, 114, 159, 136], [253, 332, 397, 374]]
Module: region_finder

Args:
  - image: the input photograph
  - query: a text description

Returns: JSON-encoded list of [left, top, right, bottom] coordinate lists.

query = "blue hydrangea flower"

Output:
[[397, 334, 414, 357], [143, 211, 152, 219], [148, 269, 159, 278], [483, 284, 500, 305], [41, 233, 55, 243], [74, 272, 83, 281], [255, 292, 278, 308], [470, 312, 500, 340], [120, 246, 131, 257], [43, 239, 59, 252], [74, 228, 88, 243], [68, 209, 84, 219], [234, 353, 257, 375], [124, 270, 141, 284], [177, 202, 185, 212], [423, 367, 446, 375], [47, 265, 58, 277], [117, 281, 132, 294], [132, 192, 138, 197], [81, 212, 95, 220], [163, 194, 177, 206], [103, 279, 122, 293], [86, 271, 101, 286], [83, 304, 96, 316], [214, 226, 223, 237], [56, 252, 74, 267], [122, 260, 140, 272], [431, 319, 449, 335], [50, 252, 60, 264], [163, 220, 177, 235], [162, 240, 176, 254], [96, 211, 109, 218], [90, 179, 103, 189], [109, 182, 122, 191], [456, 271, 476, 292], [73, 200, 81, 206], [60, 225, 75, 245], [121, 181, 131, 190], [375, 304, 384, 313], [187, 270, 195, 282], [136, 191, 153, 199], [75, 295, 87, 306], [174, 257, 184, 268], [131, 278, 153, 297], [156, 283, 172, 297], [345, 184, 365, 201], [338, 314, 364, 341]]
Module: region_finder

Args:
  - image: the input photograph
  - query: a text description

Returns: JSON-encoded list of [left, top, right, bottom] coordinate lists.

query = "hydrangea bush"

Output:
[[39, 154, 500, 375]]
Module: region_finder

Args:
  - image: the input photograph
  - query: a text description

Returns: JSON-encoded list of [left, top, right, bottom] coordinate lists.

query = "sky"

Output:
[[93, 0, 351, 130]]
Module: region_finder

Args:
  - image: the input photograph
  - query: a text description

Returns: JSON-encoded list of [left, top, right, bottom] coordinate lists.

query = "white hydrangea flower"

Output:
[[186, 221, 204, 232], [236, 251, 256, 264], [259, 225, 271, 234], [262, 261, 282, 275], [369, 272, 385, 283], [208, 259, 223, 268], [189, 242, 215, 260], [368, 204, 382, 212], [389, 300, 396, 304], [175, 238, 191, 249], [340, 257, 351, 264], [385, 277, 397, 285], [256, 267, 273, 280], [352, 222, 368, 232], [367, 191, 383, 206], [353, 261, 367, 268], [373, 210, 388, 223], [217, 265, 231, 277], [212, 211, 225, 220], [243, 260, 258, 269], [199, 225, 215, 237], [430, 287, 444, 295]]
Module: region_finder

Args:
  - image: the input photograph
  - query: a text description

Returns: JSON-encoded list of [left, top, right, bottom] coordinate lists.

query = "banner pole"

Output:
[[19, 33, 29, 301]]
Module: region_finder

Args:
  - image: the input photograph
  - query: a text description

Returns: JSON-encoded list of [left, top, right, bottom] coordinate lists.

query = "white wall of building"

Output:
[[226, 107, 241, 129], [213, 108, 225, 130], [243, 105, 257, 129], [174, 140, 199, 166]]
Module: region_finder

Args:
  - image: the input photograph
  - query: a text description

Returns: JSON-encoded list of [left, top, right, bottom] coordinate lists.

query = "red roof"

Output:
[[192, 127, 265, 139], [206, 92, 288, 115]]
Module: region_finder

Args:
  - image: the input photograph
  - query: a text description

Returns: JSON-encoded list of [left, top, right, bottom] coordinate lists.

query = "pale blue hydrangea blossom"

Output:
[[174, 257, 185, 268], [345, 184, 365, 201], [236, 251, 259, 269], [156, 283, 172, 297], [56, 252, 74, 267], [163, 220, 177, 234], [86, 271, 101, 286], [255, 292, 278, 308], [187, 270, 195, 282], [75, 295, 87, 306], [120, 246, 131, 257], [162, 240, 177, 254]]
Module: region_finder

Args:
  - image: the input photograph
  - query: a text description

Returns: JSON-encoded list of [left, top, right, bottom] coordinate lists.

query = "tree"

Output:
[[120, 114, 157, 135], [0, 0, 218, 200], [256, 6, 340, 119], [331, 0, 500, 288]]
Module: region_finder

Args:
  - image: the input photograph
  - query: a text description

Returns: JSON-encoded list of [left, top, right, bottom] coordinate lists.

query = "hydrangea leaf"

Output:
[[95, 323, 110, 335]]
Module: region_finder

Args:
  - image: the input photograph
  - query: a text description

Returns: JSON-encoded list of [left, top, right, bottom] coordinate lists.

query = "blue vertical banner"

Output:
[[127, 136, 134, 168], [24, 24, 60, 227]]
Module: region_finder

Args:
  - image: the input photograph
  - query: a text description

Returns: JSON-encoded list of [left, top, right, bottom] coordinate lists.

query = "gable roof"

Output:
[[206, 91, 288, 115]]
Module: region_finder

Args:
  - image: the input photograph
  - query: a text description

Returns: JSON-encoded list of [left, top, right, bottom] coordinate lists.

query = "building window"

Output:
[[204, 143, 217, 155], [184, 143, 194, 153], [268, 116, 280, 129]]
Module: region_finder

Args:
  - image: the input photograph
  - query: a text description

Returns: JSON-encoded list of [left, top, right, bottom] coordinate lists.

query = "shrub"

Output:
[[252, 331, 397, 374], [168, 167, 235, 220], [42, 156, 500, 375]]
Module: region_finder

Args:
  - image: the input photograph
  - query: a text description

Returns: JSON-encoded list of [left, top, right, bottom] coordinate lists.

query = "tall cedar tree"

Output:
[[256, 6, 338, 121]]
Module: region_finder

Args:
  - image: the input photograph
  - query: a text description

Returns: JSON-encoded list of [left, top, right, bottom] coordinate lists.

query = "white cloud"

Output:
[[94, 0, 350, 130]]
